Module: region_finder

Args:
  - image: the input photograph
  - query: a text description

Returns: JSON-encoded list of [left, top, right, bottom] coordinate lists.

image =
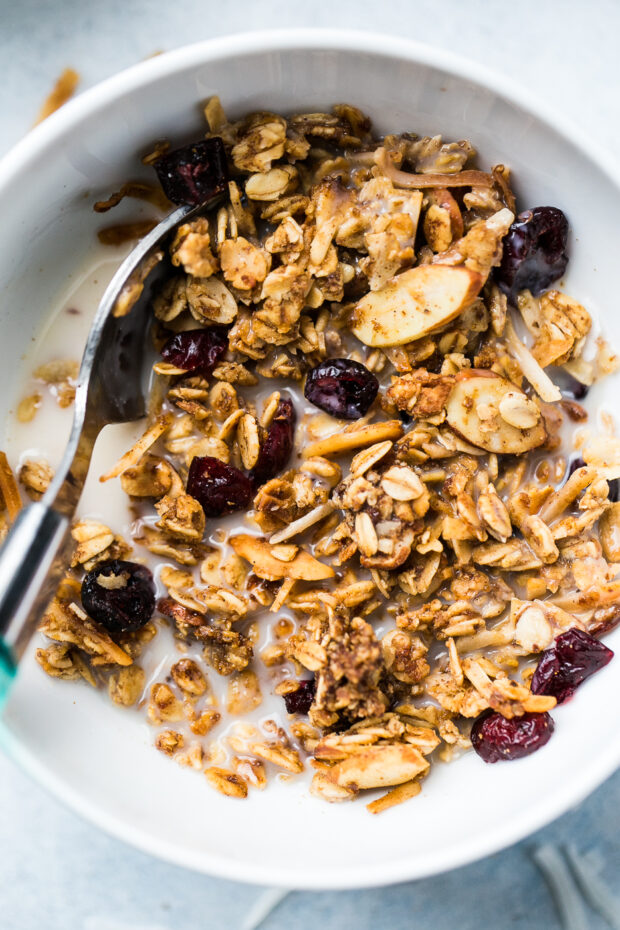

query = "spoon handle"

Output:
[[0, 503, 71, 690]]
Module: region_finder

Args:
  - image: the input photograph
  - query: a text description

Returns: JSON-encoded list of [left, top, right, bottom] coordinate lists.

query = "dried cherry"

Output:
[[154, 138, 228, 206], [251, 397, 296, 487], [187, 456, 254, 518], [471, 709, 554, 763], [304, 358, 378, 420], [160, 327, 228, 374], [496, 206, 569, 299], [81, 559, 155, 634], [531, 627, 613, 704]]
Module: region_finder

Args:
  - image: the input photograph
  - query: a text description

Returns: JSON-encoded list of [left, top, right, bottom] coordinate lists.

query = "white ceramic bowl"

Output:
[[1, 30, 620, 890]]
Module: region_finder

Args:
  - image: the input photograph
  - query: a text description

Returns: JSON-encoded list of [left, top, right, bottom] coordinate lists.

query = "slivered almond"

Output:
[[351, 264, 483, 347], [367, 778, 422, 814], [446, 373, 546, 454], [231, 534, 334, 581], [303, 420, 403, 459], [99, 414, 172, 481], [269, 501, 334, 544]]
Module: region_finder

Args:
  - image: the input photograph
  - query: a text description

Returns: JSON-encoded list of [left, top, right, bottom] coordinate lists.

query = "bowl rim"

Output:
[[2, 28, 620, 890]]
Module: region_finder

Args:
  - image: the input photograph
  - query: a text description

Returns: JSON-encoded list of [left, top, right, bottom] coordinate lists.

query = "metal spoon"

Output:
[[0, 200, 206, 698]]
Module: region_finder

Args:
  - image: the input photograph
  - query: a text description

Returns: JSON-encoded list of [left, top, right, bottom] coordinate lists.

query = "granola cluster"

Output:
[[20, 100, 620, 813]]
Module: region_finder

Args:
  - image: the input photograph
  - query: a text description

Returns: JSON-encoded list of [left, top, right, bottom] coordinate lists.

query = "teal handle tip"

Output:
[[0, 639, 16, 710]]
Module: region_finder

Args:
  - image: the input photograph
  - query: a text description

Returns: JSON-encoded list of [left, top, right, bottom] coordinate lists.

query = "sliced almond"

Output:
[[269, 502, 334, 544], [325, 743, 429, 790], [513, 605, 554, 652], [303, 420, 403, 459], [446, 372, 546, 454], [231, 534, 334, 581], [351, 264, 483, 348]]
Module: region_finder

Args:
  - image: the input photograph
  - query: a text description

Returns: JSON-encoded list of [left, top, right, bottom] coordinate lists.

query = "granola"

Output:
[[21, 99, 620, 813]]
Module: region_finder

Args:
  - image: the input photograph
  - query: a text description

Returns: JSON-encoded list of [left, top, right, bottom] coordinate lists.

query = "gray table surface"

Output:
[[2, 2, 620, 928]]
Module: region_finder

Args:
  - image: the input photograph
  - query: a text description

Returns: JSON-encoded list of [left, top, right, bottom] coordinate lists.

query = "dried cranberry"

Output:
[[154, 138, 228, 206], [471, 709, 554, 763], [187, 456, 254, 518], [531, 627, 613, 704], [160, 327, 228, 374], [283, 678, 316, 715], [251, 397, 296, 487], [496, 206, 569, 299], [81, 559, 155, 634], [304, 358, 379, 420]]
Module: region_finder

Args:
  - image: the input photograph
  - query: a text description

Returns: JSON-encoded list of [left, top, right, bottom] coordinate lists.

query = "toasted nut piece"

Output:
[[351, 265, 483, 348], [204, 766, 248, 799], [303, 421, 403, 459], [498, 390, 541, 429], [513, 605, 554, 652], [355, 512, 379, 557], [325, 744, 429, 790], [600, 502, 620, 562], [237, 413, 261, 469], [231, 534, 334, 580], [381, 466, 425, 501], [446, 373, 546, 454]]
